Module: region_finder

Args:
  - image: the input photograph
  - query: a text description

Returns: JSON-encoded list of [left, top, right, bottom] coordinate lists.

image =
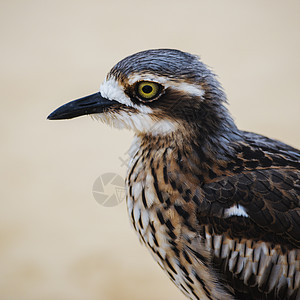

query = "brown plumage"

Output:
[[48, 49, 300, 300]]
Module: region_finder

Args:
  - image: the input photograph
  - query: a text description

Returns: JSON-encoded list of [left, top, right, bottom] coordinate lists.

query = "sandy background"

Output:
[[1, 1, 299, 299]]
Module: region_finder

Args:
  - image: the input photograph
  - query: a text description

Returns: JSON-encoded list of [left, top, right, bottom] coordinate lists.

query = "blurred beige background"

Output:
[[1, 1, 299, 299]]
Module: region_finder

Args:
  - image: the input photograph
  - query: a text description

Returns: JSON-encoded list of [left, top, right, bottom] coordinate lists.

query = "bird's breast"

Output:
[[124, 135, 234, 300], [125, 136, 177, 267]]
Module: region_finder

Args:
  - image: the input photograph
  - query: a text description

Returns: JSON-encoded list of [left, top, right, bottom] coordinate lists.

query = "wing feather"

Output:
[[200, 167, 300, 249], [194, 134, 300, 298]]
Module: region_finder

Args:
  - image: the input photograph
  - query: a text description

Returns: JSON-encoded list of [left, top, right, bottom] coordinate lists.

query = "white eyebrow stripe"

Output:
[[128, 74, 168, 85], [224, 204, 249, 218], [172, 82, 205, 97]]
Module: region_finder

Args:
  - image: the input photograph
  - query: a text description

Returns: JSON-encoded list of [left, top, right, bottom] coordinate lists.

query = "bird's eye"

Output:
[[136, 81, 162, 101]]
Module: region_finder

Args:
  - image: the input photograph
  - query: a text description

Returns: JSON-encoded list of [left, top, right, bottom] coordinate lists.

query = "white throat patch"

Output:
[[93, 110, 178, 135]]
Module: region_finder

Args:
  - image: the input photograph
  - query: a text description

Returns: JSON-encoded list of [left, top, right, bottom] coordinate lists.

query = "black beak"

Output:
[[47, 92, 119, 120]]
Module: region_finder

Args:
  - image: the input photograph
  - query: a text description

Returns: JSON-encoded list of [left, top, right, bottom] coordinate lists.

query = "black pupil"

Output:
[[142, 85, 153, 94]]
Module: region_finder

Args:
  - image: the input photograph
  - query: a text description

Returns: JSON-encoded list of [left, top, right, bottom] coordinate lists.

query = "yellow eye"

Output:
[[136, 81, 161, 101]]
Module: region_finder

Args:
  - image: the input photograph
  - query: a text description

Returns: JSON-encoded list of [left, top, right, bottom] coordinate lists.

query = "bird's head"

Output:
[[48, 49, 237, 141]]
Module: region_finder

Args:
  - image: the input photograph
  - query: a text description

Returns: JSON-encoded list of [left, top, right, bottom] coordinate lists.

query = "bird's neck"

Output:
[[137, 95, 241, 158], [136, 122, 240, 161], [126, 128, 240, 194]]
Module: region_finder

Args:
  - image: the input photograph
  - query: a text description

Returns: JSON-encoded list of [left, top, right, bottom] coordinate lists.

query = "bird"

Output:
[[48, 49, 300, 300]]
